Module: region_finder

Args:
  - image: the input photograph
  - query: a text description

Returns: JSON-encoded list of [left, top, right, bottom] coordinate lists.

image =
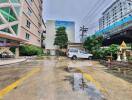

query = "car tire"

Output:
[[72, 56, 77, 60]]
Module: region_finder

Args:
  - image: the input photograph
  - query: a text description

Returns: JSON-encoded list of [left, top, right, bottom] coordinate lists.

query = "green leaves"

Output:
[[54, 27, 68, 49], [19, 45, 43, 56], [83, 36, 103, 53], [83, 36, 119, 59]]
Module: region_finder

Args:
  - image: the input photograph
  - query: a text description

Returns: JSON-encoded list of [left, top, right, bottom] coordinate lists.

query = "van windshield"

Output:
[[69, 49, 78, 52]]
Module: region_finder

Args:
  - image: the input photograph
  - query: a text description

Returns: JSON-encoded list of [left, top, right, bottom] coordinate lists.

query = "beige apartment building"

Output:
[[0, 0, 45, 57]]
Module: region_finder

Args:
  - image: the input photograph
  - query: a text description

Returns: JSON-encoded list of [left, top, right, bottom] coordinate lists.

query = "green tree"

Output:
[[54, 27, 68, 49], [83, 35, 103, 53], [106, 44, 119, 59]]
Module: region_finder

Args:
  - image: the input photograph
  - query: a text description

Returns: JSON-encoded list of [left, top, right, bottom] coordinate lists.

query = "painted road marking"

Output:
[[78, 68, 108, 94], [0, 68, 40, 99]]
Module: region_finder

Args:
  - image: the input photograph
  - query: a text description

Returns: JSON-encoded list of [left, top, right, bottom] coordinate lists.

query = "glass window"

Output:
[[26, 20, 31, 28], [0, 20, 4, 25], [0, 7, 17, 22], [69, 49, 78, 52], [25, 33, 30, 40], [28, 0, 33, 5], [27, 7, 32, 16], [0, 0, 7, 3], [10, 0, 20, 3], [11, 24, 18, 35], [80, 51, 87, 54]]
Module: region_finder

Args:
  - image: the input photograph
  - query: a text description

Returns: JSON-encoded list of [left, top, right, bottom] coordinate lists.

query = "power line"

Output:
[[84, 1, 109, 28], [80, 0, 106, 25]]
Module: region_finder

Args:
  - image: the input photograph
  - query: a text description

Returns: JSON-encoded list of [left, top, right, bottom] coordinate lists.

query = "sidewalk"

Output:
[[0, 58, 26, 66]]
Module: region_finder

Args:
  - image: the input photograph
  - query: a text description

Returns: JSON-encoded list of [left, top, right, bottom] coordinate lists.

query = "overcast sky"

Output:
[[43, 0, 116, 42]]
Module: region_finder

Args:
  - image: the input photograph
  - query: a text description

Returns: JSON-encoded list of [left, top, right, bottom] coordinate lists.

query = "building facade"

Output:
[[99, 0, 132, 30], [45, 20, 75, 55], [0, 0, 44, 57], [96, 0, 132, 46], [41, 19, 46, 48]]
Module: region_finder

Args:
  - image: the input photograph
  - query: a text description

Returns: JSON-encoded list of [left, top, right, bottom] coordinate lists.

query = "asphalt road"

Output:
[[1, 58, 89, 100]]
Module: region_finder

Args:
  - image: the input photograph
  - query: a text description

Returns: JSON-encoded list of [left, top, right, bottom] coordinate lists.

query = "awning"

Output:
[[0, 33, 26, 42]]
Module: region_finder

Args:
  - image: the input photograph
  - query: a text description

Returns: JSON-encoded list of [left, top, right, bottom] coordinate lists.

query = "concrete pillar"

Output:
[[15, 47, 19, 58], [123, 51, 127, 62], [117, 52, 121, 62]]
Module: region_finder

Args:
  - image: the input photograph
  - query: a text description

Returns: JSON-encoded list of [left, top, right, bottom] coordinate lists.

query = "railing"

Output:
[[96, 15, 132, 36]]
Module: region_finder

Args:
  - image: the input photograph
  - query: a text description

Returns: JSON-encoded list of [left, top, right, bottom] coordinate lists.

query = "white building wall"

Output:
[[45, 20, 75, 55], [45, 20, 57, 50], [66, 25, 75, 43]]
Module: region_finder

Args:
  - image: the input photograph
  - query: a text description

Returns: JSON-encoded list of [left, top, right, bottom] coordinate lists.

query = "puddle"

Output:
[[73, 73, 105, 100]]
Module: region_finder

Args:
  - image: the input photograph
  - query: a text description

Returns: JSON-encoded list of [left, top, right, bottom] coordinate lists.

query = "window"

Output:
[[69, 49, 78, 53], [38, 22, 41, 27], [80, 51, 87, 54], [26, 20, 31, 28], [0, 0, 7, 3], [27, 7, 32, 16], [25, 33, 30, 40]]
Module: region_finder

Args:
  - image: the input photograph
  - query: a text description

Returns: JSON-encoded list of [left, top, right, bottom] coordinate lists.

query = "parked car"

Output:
[[67, 48, 93, 60]]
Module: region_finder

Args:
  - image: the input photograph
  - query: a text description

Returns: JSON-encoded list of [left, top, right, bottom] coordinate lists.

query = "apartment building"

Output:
[[0, 0, 44, 57], [99, 0, 132, 30], [20, 0, 43, 47], [96, 0, 132, 46]]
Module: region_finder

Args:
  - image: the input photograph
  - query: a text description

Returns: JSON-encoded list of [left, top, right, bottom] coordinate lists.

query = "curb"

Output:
[[0, 59, 27, 66]]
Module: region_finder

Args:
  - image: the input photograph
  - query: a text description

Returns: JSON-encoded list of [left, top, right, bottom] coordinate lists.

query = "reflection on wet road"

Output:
[[0, 57, 132, 100]]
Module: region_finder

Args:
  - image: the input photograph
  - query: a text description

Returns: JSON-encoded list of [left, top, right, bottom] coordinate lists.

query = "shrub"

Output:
[[19, 45, 43, 56], [128, 56, 132, 61]]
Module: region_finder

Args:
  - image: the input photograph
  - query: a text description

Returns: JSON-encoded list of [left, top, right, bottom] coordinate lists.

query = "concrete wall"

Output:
[[45, 20, 57, 50]]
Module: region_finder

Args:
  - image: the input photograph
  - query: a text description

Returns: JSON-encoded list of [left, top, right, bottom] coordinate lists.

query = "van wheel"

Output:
[[72, 56, 77, 60], [88, 56, 92, 60]]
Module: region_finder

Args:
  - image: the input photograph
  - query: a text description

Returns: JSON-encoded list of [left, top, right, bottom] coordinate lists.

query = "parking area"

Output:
[[0, 57, 132, 100]]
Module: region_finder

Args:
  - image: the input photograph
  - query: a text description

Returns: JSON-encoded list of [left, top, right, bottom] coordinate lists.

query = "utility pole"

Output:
[[80, 25, 88, 42]]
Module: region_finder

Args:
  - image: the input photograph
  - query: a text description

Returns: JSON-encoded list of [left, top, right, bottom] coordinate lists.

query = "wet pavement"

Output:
[[73, 73, 104, 100], [0, 57, 132, 100], [1, 58, 89, 100]]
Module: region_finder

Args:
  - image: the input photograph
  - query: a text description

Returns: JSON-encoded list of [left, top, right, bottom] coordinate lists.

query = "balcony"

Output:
[[96, 15, 132, 36]]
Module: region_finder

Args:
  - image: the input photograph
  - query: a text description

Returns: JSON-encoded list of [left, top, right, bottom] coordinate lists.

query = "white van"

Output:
[[67, 48, 93, 60]]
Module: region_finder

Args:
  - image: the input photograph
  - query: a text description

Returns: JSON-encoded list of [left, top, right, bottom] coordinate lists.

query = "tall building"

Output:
[[96, 0, 132, 45], [41, 19, 46, 48], [99, 0, 132, 30], [0, 0, 44, 57], [45, 20, 75, 55]]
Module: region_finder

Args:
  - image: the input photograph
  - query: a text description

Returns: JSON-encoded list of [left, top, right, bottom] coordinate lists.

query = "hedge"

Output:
[[19, 45, 43, 56]]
